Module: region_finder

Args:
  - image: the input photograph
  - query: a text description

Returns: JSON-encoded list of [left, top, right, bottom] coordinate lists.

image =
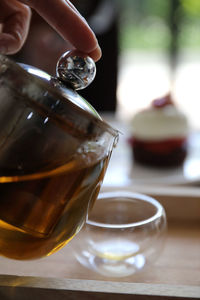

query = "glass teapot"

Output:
[[0, 51, 118, 260]]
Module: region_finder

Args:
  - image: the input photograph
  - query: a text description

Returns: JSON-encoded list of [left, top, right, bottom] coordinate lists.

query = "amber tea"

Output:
[[0, 149, 109, 260]]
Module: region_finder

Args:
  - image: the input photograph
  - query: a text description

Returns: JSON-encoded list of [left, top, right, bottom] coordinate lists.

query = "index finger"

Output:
[[18, 0, 102, 61]]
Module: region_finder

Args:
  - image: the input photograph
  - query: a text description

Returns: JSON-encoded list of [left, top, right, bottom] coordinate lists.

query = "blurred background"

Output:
[[12, 0, 200, 130], [117, 0, 200, 130]]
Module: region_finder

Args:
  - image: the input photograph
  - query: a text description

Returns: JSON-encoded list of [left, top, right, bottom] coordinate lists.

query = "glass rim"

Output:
[[86, 191, 165, 229]]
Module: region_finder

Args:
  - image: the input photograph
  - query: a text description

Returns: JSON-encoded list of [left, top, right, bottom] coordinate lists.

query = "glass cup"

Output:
[[73, 191, 167, 277]]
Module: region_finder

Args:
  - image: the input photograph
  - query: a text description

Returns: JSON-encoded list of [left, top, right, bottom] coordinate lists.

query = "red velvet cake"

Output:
[[129, 94, 189, 167]]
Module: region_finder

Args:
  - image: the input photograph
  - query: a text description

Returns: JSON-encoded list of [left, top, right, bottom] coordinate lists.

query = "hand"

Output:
[[0, 0, 101, 61]]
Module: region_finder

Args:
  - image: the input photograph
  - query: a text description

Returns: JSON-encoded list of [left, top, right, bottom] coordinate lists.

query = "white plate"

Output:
[[103, 130, 200, 187]]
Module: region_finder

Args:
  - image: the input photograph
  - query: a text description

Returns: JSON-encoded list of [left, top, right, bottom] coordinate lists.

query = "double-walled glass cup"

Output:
[[73, 191, 167, 277], [0, 55, 118, 260]]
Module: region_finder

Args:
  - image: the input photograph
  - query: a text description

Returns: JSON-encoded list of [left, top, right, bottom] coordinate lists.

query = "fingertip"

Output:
[[0, 33, 23, 55], [88, 45, 102, 62], [0, 2, 31, 55]]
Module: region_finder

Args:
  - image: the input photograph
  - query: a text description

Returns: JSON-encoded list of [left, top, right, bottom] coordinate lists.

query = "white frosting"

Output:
[[131, 105, 188, 141]]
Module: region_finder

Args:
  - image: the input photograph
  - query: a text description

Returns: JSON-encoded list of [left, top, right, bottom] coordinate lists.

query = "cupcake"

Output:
[[129, 94, 189, 168]]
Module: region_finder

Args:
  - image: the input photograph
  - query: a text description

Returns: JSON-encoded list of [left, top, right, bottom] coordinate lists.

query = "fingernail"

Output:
[[66, 0, 89, 26], [66, 0, 81, 15]]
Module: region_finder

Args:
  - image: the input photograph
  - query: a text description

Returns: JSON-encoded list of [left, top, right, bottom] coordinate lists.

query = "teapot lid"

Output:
[[0, 52, 118, 139]]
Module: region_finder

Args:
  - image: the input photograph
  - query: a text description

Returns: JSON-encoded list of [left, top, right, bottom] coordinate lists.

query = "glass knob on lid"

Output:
[[56, 50, 96, 90]]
